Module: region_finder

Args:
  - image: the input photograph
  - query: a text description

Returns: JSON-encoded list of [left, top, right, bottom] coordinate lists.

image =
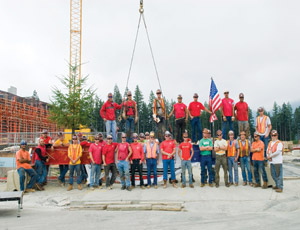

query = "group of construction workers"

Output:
[[16, 89, 283, 193]]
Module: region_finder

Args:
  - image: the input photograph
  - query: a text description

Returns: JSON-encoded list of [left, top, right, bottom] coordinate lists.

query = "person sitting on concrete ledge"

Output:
[[16, 140, 42, 192]]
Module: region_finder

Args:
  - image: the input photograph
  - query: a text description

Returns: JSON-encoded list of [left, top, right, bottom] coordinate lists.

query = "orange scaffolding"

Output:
[[0, 95, 59, 145]]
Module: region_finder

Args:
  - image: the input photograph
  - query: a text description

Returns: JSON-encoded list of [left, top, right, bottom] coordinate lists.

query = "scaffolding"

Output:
[[0, 96, 59, 145]]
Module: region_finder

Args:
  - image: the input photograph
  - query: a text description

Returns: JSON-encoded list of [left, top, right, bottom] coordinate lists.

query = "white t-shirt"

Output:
[[268, 141, 283, 164], [255, 116, 271, 136], [214, 139, 227, 155]]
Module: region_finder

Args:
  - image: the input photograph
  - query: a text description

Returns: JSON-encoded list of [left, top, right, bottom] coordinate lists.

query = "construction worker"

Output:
[[207, 129, 216, 183], [199, 128, 213, 187], [178, 132, 194, 188], [251, 131, 268, 189], [214, 130, 229, 188], [145, 132, 150, 141], [34, 138, 48, 189], [234, 93, 250, 138], [152, 89, 167, 142], [122, 91, 138, 143], [116, 133, 132, 191], [53, 132, 70, 186], [16, 140, 41, 192], [267, 130, 283, 193], [138, 133, 147, 146], [40, 129, 54, 150], [144, 131, 159, 189], [188, 93, 212, 144], [67, 135, 83, 191], [168, 94, 188, 143], [221, 90, 234, 139], [238, 131, 253, 186], [79, 135, 91, 185], [102, 135, 118, 190], [100, 92, 124, 142], [130, 133, 145, 189], [255, 107, 272, 157], [160, 131, 177, 188], [89, 135, 105, 190], [227, 131, 239, 186]]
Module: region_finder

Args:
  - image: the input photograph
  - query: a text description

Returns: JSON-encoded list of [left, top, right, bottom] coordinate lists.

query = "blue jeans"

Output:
[[35, 160, 47, 184], [105, 120, 117, 142], [147, 158, 157, 185], [58, 165, 69, 183], [17, 168, 37, 191], [117, 160, 130, 187], [240, 156, 252, 183], [259, 135, 269, 158], [69, 164, 81, 185], [253, 160, 268, 184], [90, 163, 101, 187], [125, 117, 135, 143], [191, 117, 202, 143], [201, 155, 212, 184], [271, 164, 283, 190], [222, 116, 233, 139], [80, 164, 88, 180], [163, 159, 175, 181], [181, 160, 193, 185], [227, 157, 239, 184]]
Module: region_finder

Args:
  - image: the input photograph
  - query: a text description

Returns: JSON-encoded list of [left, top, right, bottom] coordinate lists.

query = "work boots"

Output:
[[163, 180, 167, 189], [78, 184, 82, 190], [262, 182, 268, 189], [172, 180, 177, 188], [67, 184, 73, 191]]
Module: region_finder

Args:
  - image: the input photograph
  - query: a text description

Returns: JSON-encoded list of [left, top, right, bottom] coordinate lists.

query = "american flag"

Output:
[[209, 79, 222, 123]]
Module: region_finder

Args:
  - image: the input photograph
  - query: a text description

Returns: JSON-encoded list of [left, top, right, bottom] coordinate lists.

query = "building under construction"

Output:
[[0, 89, 59, 145]]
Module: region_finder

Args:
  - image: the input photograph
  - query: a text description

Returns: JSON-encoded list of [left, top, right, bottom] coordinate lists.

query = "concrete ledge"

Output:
[[140, 201, 183, 206], [69, 205, 107, 211], [152, 205, 182, 211], [283, 177, 300, 180], [106, 204, 152, 211], [84, 201, 132, 206]]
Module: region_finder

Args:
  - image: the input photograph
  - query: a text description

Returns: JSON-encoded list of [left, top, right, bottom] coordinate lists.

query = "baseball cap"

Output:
[[20, 140, 27, 146], [258, 107, 264, 112], [202, 128, 209, 134], [224, 90, 229, 93], [156, 89, 162, 94], [271, 130, 278, 135], [107, 134, 113, 139], [239, 93, 244, 98], [177, 94, 182, 99], [193, 93, 198, 98], [165, 131, 171, 136], [41, 129, 48, 134], [149, 131, 155, 137], [228, 131, 234, 135]]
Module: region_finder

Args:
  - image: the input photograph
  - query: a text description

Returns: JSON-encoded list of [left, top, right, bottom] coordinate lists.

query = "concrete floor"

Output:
[[1, 164, 300, 230]]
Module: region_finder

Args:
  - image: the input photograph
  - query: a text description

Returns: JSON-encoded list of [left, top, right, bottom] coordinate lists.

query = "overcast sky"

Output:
[[1, 0, 299, 111]]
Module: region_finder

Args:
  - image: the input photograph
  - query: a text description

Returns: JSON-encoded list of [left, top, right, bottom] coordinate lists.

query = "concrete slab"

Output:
[[152, 204, 182, 211], [106, 204, 152, 211]]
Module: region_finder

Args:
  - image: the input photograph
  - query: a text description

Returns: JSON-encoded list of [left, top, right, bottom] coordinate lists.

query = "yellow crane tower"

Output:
[[69, 0, 82, 81]]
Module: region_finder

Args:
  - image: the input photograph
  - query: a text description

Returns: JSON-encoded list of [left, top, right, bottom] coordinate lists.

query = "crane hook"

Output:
[[139, 0, 144, 14]]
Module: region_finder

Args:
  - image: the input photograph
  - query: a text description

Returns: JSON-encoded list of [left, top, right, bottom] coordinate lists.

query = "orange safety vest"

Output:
[[146, 141, 157, 159], [267, 140, 282, 156], [153, 98, 165, 116], [227, 140, 236, 157], [257, 115, 268, 134], [238, 139, 249, 157]]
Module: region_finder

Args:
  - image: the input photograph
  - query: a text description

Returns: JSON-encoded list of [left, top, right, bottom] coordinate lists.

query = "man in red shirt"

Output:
[[188, 93, 212, 144], [89, 135, 104, 190], [80, 135, 91, 184], [100, 92, 124, 142], [179, 133, 194, 188], [221, 90, 234, 139], [123, 91, 138, 143], [160, 131, 177, 188], [234, 93, 250, 138], [116, 133, 132, 191], [130, 133, 145, 189], [102, 135, 118, 190], [168, 94, 188, 143], [34, 138, 48, 189]]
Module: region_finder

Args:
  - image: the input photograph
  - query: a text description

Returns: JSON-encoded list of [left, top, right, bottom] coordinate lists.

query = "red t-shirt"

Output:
[[80, 141, 91, 148], [102, 143, 118, 164], [188, 101, 205, 117], [222, 98, 234, 116], [40, 136, 51, 144], [35, 145, 46, 161], [99, 140, 107, 148], [130, 142, 144, 161], [89, 143, 103, 164], [235, 101, 248, 121], [118, 142, 130, 161], [179, 142, 193, 160], [100, 100, 122, 121], [173, 103, 187, 119], [125, 100, 136, 116], [160, 140, 176, 160]]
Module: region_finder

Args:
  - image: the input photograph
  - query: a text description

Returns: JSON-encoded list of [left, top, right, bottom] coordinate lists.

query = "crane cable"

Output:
[[120, 0, 163, 124]]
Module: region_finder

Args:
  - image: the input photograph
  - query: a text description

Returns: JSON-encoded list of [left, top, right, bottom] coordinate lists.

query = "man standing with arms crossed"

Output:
[[123, 91, 138, 143], [188, 93, 212, 144], [221, 90, 234, 139], [235, 93, 250, 138]]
